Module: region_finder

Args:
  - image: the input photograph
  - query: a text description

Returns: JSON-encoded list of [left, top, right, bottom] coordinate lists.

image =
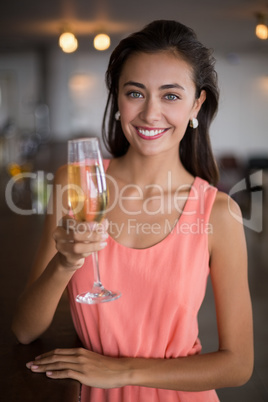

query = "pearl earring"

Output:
[[189, 117, 198, 129], [115, 111, 121, 121]]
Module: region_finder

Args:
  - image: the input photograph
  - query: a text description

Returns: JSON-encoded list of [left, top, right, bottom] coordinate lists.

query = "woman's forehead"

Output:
[[119, 51, 195, 88]]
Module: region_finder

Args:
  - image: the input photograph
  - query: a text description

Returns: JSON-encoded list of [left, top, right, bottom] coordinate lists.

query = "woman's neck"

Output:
[[109, 147, 194, 191]]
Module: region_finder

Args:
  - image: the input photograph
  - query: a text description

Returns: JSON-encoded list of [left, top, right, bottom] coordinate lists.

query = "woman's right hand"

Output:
[[53, 215, 108, 271]]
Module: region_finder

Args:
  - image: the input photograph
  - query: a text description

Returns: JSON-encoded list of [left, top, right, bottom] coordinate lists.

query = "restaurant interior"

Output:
[[0, 0, 267, 401]]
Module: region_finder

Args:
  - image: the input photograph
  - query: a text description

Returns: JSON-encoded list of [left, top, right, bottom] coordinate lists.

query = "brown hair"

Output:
[[102, 20, 219, 185]]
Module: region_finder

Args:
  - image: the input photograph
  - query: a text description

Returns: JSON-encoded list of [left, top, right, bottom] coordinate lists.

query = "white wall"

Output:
[[211, 52, 268, 159], [0, 49, 268, 159], [0, 52, 39, 132], [47, 49, 110, 142]]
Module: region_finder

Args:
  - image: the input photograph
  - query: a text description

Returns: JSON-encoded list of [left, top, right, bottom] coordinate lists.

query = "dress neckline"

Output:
[[106, 170, 199, 251]]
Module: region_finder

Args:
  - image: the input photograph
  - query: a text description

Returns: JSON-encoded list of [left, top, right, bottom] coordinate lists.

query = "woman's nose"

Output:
[[140, 97, 161, 123]]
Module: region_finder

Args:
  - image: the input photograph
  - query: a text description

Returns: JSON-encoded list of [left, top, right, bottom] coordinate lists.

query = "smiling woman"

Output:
[[12, 20, 253, 402], [102, 20, 219, 185], [117, 51, 206, 154]]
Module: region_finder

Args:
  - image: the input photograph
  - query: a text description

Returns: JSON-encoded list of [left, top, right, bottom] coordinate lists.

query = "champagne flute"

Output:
[[68, 137, 121, 304]]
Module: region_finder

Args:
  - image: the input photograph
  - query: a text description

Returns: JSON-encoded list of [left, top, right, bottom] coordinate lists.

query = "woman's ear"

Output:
[[193, 90, 206, 115]]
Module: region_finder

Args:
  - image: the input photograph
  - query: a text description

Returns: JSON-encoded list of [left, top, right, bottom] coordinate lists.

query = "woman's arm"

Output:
[[26, 192, 254, 391], [12, 166, 108, 344]]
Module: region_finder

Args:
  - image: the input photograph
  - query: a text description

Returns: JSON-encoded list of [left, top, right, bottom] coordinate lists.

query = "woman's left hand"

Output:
[[26, 348, 127, 388]]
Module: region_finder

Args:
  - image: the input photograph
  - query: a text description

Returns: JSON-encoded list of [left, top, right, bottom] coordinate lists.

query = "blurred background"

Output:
[[0, 0, 267, 401]]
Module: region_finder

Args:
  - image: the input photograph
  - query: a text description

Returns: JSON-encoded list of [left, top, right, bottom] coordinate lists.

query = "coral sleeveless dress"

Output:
[[67, 161, 220, 401]]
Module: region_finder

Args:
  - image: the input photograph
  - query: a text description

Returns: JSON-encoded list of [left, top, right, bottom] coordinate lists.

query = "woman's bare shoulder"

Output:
[[211, 190, 243, 223], [209, 190, 245, 254]]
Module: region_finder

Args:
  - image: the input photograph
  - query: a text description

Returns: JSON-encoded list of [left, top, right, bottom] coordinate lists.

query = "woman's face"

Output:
[[117, 51, 206, 157]]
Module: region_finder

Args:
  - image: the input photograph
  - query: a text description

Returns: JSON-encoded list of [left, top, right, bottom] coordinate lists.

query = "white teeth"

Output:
[[138, 128, 165, 137]]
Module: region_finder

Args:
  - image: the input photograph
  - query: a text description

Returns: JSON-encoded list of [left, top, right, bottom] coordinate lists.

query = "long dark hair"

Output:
[[102, 20, 219, 185]]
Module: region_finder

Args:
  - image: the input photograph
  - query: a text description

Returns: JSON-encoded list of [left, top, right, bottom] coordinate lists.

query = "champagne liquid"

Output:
[[68, 164, 108, 222]]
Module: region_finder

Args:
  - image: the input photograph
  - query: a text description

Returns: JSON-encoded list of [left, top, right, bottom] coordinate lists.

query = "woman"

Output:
[[12, 20, 253, 401]]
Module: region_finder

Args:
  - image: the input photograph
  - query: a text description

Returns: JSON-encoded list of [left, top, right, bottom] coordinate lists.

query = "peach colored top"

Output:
[[67, 161, 220, 401]]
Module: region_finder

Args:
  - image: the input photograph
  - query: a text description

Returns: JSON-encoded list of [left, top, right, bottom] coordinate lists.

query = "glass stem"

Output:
[[92, 251, 103, 288]]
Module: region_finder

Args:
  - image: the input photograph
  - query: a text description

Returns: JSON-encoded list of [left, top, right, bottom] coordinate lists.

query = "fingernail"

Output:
[[26, 362, 33, 369], [99, 241, 107, 248], [31, 365, 39, 370], [87, 222, 97, 229], [103, 219, 109, 230], [46, 371, 53, 376]]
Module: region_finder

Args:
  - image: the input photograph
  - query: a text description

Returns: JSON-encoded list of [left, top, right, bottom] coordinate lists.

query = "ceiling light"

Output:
[[93, 33, 111, 51], [255, 14, 268, 40], [256, 24, 268, 40], [59, 32, 78, 53]]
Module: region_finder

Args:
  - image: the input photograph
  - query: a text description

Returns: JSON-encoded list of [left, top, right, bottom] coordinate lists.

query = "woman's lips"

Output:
[[135, 127, 169, 140]]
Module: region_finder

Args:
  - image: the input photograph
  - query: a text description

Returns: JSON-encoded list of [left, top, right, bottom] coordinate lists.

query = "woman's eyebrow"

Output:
[[123, 81, 145, 88], [160, 83, 185, 91], [123, 81, 185, 91]]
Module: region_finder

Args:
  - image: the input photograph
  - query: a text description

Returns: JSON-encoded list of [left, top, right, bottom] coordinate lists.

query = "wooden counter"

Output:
[[0, 209, 81, 401]]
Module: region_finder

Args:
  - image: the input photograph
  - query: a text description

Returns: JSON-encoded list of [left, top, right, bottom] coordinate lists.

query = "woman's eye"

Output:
[[128, 91, 143, 98], [165, 94, 179, 101]]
